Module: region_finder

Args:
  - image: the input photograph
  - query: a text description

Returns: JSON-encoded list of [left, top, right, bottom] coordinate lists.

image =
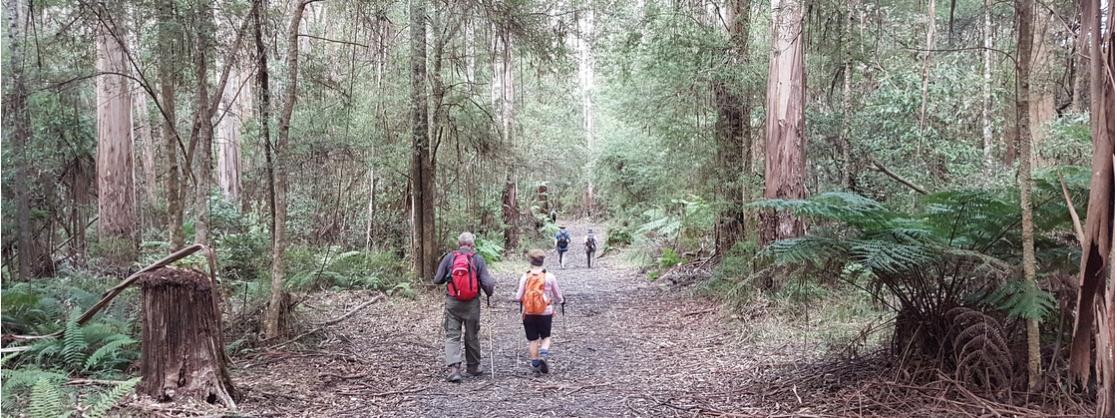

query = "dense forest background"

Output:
[[1, 0, 1113, 416]]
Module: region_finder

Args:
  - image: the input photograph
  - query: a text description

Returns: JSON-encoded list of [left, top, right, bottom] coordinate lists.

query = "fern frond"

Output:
[[29, 377, 67, 418], [62, 312, 87, 369], [984, 280, 1056, 321], [765, 236, 848, 267], [86, 377, 139, 418], [84, 337, 137, 371]]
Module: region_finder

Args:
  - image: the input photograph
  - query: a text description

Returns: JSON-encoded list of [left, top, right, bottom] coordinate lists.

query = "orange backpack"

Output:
[[522, 271, 549, 315]]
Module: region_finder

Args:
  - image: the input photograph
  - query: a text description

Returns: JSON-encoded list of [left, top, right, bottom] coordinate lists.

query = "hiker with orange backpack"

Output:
[[514, 249, 565, 376], [433, 232, 495, 383]]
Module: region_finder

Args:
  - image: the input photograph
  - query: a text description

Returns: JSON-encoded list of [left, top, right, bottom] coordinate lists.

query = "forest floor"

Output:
[[124, 221, 1094, 417]]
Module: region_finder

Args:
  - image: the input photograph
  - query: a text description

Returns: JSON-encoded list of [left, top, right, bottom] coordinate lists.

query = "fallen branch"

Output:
[[8, 244, 208, 341], [267, 293, 386, 350], [871, 159, 928, 195], [1057, 173, 1085, 248], [338, 385, 429, 397]]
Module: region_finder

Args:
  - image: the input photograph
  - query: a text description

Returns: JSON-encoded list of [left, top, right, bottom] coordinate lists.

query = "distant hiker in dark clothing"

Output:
[[515, 249, 565, 375], [433, 232, 495, 382], [584, 229, 598, 268], [554, 226, 572, 268], [549, 209, 558, 223]]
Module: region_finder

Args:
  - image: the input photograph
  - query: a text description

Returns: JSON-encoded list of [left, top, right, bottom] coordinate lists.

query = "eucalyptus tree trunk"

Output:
[[134, 91, 158, 210], [159, 0, 185, 249], [761, 0, 806, 246], [409, 0, 437, 281], [981, 0, 994, 176], [713, 0, 749, 256], [577, 9, 596, 215], [5, 0, 49, 278], [1013, 0, 1041, 391], [265, 0, 313, 339], [216, 66, 248, 204], [1068, 0, 1114, 414], [189, 0, 215, 246], [918, 0, 936, 128], [95, 1, 139, 266]]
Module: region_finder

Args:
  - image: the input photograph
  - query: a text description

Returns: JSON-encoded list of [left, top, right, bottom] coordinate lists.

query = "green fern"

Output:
[[984, 280, 1057, 321], [28, 377, 69, 418], [84, 337, 138, 371], [86, 377, 139, 418], [62, 312, 87, 369]]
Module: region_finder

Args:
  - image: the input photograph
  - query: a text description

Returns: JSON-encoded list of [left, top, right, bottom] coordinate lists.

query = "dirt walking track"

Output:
[[233, 221, 775, 417]]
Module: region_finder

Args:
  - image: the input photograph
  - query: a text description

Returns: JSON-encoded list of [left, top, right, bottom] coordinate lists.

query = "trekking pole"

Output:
[[561, 301, 567, 336], [487, 295, 496, 378]]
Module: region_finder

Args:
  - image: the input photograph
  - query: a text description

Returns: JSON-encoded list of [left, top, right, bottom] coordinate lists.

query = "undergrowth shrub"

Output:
[[285, 247, 411, 295]]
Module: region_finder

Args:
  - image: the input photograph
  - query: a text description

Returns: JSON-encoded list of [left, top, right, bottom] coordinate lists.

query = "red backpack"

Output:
[[446, 251, 480, 301]]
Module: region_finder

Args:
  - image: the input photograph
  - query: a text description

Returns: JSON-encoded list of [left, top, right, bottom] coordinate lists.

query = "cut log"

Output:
[[138, 267, 236, 407]]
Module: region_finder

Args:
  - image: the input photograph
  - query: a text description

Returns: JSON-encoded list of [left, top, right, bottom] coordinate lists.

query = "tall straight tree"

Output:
[[577, 9, 596, 215], [713, 0, 749, 256], [1068, 0, 1114, 414], [5, 0, 49, 278], [189, 0, 215, 245], [265, 0, 315, 339], [761, 0, 806, 246], [159, 0, 185, 249], [95, 1, 138, 266], [410, 0, 436, 280], [1013, 0, 1041, 390]]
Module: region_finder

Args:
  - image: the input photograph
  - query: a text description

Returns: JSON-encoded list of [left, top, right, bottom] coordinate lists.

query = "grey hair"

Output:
[[458, 232, 476, 246]]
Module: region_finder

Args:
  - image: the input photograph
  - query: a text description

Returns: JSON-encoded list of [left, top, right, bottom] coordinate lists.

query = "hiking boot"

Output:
[[539, 359, 550, 374], [446, 364, 463, 383], [466, 365, 484, 376]]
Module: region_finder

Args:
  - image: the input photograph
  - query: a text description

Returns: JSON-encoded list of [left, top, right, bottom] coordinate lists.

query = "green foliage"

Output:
[[473, 237, 504, 265], [286, 247, 410, 291], [29, 377, 69, 418], [658, 247, 681, 269], [86, 377, 140, 418], [750, 180, 1086, 325]]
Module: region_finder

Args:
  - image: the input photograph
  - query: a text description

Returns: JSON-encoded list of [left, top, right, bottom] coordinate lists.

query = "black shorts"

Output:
[[522, 314, 553, 341]]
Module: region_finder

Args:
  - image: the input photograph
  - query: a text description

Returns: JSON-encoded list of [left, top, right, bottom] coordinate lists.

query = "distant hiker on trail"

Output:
[[584, 229, 598, 268], [515, 249, 565, 376], [549, 208, 558, 223], [554, 226, 572, 268], [433, 232, 495, 383]]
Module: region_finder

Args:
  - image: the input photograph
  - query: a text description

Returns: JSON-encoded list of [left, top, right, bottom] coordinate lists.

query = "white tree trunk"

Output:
[[578, 10, 596, 213], [133, 90, 157, 207], [981, 0, 994, 175], [216, 66, 249, 204]]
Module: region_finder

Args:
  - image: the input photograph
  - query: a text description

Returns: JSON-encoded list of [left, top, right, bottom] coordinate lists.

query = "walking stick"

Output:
[[488, 295, 496, 378]]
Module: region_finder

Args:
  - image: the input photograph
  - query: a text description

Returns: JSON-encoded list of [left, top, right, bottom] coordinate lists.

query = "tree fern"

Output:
[[86, 377, 139, 418], [983, 280, 1057, 321]]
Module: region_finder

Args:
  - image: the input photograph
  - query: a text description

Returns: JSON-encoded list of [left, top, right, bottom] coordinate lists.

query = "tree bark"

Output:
[[190, 0, 215, 246], [981, 0, 994, 176], [95, 0, 139, 266], [265, 0, 314, 340], [410, 0, 436, 281], [159, 0, 185, 250], [138, 267, 236, 407], [918, 0, 936, 129], [1013, 0, 1042, 391], [5, 0, 50, 279], [713, 0, 749, 256], [761, 0, 807, 246], [134, 91, 158, 213], [216, 65, 248, 204], [1068, 0, 1114, 415], [501, 174, 519, 251], [578, 9, 596, 216]]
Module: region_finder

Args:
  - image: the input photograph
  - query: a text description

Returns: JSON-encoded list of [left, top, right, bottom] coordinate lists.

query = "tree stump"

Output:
[[137, 267, 237, 407]]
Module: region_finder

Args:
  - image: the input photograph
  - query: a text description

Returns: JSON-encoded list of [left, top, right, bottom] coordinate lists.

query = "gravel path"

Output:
[[232, 221, 758, 417]]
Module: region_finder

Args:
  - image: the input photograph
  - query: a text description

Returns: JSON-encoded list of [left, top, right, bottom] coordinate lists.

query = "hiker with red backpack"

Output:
[[514, 249, 565, 376], [433, 232, 495, 383]]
